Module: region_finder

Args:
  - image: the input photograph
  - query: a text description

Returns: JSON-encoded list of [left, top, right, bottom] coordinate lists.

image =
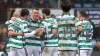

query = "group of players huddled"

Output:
[[5, 0, 93, 56]]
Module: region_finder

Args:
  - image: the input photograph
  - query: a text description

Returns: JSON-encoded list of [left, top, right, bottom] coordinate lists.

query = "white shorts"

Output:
[[79, 49, 93, 56], [42, 47, 58, 56], [58, 50, 76, 56], [25, 46, 41, 56], [8, 47, 26, 56]]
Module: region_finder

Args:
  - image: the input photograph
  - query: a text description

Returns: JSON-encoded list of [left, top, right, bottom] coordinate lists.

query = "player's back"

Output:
[[57, 14, 77, 50]]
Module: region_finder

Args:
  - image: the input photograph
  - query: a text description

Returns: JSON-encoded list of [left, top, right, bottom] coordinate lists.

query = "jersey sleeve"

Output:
[[5, 20, 14, 25], [8, 24, 14, 31], [40, 21, 47, 28], [52, 21, 58, 29], [75, 21, 82, 26]]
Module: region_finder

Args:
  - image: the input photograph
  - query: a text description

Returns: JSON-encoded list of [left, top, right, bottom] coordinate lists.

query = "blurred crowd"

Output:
[[0, 0, 55, 8], [0, 0, 58, 23], [0, 24, 8, 54]]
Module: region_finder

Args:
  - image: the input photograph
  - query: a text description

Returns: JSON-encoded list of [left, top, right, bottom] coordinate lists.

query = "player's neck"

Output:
[[63, 12, 70, 15], [32, 18, 38, 22], [21, 17, 25, 20], [79, 18, 85, 21], [45, 15, 50, 19]]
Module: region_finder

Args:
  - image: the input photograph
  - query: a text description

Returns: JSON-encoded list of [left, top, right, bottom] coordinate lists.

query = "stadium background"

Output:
[[0, 0, 100, 56]]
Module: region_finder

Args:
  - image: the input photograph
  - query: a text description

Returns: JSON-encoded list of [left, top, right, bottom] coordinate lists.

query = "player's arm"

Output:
[[8, 24, 24, 36], [23, 22, 44, 37], [52, 25, 58, 36], [52, 19, 58, 36], [52, 28, 58, 36], [77, 25, 82, 36], [5, 17, 16, 25], [24, 28, 44, 37], [8, 30, 24, 36], [8, 23, 43, 37], [8, 28, 44, 37]]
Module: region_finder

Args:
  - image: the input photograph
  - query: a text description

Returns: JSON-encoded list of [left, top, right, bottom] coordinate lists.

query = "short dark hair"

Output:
[[21, 9, 29, 17], [42, 8, 50, 16], [32, 8, 39, 11], [78, 10, 88, 17], [61, 0, 72, 12]]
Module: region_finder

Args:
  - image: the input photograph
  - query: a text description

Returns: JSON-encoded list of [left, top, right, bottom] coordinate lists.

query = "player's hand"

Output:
[[37, 15, 41, 20], [43, 47, 48, 53], [97, 41, 100, 48], [52, 29, 57, 36], [35, 28, 44, 36], [11, 17, 16, 21]]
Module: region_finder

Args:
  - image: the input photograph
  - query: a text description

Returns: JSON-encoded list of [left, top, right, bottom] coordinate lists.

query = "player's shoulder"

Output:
[[14, 18, 23, 24], [42, 20, 47, 24], [21, 20, 28, 25], [57, 14, 76, 20], [16, 18, 22, 21], [27, 18, 32, 22], [75, 21, 83, 26], [49, 17, 54, 20], [83, 20, 90, 23], [83, 20, 92, 25], [5, 20, 14, 25], [44, 18, 52, 23]]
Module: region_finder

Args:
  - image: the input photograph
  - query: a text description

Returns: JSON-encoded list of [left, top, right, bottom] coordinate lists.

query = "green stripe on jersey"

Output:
[[57, 14, 77, 50], [76, 20, 93, 49], [43, 17, 58, 47], [7, 18, 28, 48], [25, 19, 42, 46]]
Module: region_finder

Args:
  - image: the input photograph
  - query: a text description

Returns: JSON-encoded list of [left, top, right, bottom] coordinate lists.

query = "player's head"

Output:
[[13, 12, 20, 18], [32, 8, 40, 21], [42, 8, 50, 19], [21, 9, 29, 20], [60, 0, 72, 13], [77, 10, 88, 20], [99, 22, 100, 27]]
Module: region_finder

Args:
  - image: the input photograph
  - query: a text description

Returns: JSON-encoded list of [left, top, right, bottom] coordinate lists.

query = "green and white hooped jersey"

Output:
[[5, 20, 14, 25], [5, 20, 13, 51], [6, 18, 29, 50], [56, 14, 77, 50], [42, 17, 58, 47], [76, 20, 93, 49], [25, 19, 42, 47]]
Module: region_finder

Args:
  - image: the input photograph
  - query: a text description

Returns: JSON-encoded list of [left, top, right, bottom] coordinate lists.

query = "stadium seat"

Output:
[[74, 3, 82, 8], [94, 3, 100, 8], [83, 3, 93, 8]]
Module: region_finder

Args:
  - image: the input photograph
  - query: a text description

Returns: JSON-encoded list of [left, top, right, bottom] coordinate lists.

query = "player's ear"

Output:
[[70, 7, 72, 10], [60, 8, 63, 13]]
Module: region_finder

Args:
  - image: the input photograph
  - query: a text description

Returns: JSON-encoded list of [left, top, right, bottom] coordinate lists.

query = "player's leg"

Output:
[[68, 51, 76, 56], [59, 51, 68, 56], [17, 47, 27, 56], [79, 50, 87, 56], [79, 49, 92, 56], [7, 51, 9, 56], [42, 47, 52, 56], [59, 51, 76, 56], [87, 49, 93, 56], [52, 47, 58, 56], [26, 46, 34, 56], [33, 46, 41, 56], [8, 47, 17, 56]]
